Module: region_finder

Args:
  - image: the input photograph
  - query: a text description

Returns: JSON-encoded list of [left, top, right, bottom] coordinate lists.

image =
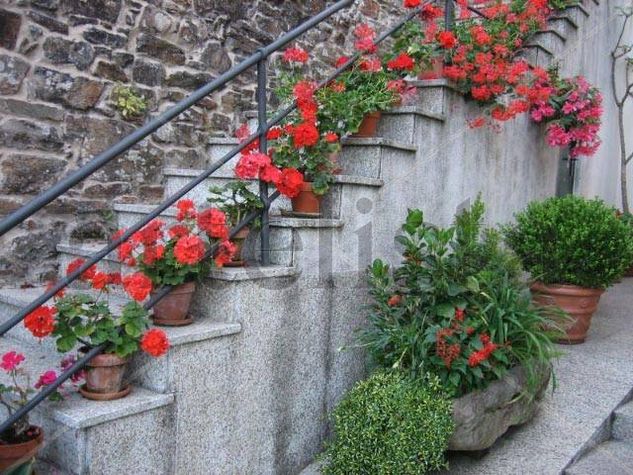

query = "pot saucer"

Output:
[[79, 384, 131, 401], [151, 315, 194, 326]]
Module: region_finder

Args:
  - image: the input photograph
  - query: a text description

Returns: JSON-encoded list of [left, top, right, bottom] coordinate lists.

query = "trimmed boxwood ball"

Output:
[[504, 195, 633, 289], [321, 371, 454, 474]]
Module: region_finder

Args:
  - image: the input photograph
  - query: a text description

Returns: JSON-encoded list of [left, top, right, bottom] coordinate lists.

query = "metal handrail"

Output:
[[0, 0, 436, 435]]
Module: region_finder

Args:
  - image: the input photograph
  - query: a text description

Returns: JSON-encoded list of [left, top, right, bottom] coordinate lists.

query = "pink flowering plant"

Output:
[[530, 69, 603, 157], [0, 350, 77, 444]]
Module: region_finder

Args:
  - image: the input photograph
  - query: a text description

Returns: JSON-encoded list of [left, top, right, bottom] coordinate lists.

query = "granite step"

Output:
[[0, 285, 243, 357], [613, 400, 633, 441], [565, 440, 633, 475], [0, 335, 175, 474]]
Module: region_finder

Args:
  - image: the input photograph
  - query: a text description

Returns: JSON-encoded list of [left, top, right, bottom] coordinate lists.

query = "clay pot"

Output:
[[291, 183, 322, 215], [0, 426, 43, 472], [352, 112, 381, 138], [418, 57, 444, 80], [226, 227, 250, 267], [81, 353, 129, 401], [152, 281, 196, 326], [530, 282, 605, 344]]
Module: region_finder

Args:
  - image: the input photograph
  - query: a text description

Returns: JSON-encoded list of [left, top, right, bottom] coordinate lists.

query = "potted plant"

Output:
[[24, 260, 171, 400], [0, 352, 65, 472], [207, 181, 263, 266], [24, 259, 169, 401], [359, 199, 559, 450], [114, 199, 236, 325], [388, 16, 443, 80], [505, 195, 633, 343]]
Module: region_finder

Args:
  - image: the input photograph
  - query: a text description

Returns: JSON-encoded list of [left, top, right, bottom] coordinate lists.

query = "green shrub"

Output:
[[361, 197, 559, 397], [321, 371, 453, 475], [504, 195, 633, 288]]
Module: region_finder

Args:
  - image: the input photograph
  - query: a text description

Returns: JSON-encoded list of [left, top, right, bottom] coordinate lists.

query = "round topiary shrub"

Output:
[[321, 371, 454, 475], [505, 195, 633, 289]]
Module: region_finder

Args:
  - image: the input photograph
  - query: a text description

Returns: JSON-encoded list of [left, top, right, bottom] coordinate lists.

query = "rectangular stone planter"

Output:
[[449, 364, 552, 451]]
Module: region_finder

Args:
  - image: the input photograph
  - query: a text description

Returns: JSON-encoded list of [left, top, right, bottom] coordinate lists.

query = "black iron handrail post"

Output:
[[445, 0, 455, 31], [257, 56, 271, 265]]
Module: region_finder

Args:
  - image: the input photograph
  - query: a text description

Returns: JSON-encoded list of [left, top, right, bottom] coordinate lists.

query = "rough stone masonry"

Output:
[[0, 0, 401, 284]]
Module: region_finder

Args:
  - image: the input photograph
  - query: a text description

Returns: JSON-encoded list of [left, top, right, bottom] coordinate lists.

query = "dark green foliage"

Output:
[[504, 195, 633, 288], [321, 371, 453, 475], [53, 295, 150, 357], [361, 197, 559, 397]]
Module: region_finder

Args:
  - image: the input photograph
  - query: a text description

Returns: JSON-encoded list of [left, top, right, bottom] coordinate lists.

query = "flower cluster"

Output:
[[115, 199, 236, 286], [529, 71, 603, 157]]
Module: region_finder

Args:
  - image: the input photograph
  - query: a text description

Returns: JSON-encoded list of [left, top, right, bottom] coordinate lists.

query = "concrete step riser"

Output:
[[613, 405, 633, 441], [530, 31, 565, 56], [548, 18, 577, 39]]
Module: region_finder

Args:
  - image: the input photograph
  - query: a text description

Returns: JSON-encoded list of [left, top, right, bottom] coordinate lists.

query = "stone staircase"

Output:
[[564, 398, 633, 474], [0, 2, 601, 473]]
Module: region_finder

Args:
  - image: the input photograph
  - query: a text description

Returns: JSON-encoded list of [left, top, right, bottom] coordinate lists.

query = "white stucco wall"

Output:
[[564, 0, 633, 208]]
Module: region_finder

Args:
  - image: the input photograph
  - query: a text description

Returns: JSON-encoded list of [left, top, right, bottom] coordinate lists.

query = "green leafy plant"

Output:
[[317, 67, 398, 137], [361, 198, 559, 397], [207, 181, 263, 228], [321, 370, 453, 475], [112, 85, 147, 120], [53, 294, 151, 357], [504, 195, 633, 288]]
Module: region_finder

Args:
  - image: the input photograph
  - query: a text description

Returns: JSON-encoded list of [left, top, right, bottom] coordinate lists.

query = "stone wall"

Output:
[[0, 0, 401, 284]]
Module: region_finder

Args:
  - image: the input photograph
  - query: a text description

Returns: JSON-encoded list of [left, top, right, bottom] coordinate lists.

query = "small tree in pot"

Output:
[[505, 195, 633, 343]]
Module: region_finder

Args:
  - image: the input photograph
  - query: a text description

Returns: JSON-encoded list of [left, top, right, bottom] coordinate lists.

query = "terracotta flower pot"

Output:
[[291, 182, 322, 215], [0, 426, 43, 472], [418, 57, 444, 80], [225, 227, 250, 267], [80, 353, 130, 401], [352, 112, 381, 138], [530, 282, 605, 344], [152, 281, 196, 326]]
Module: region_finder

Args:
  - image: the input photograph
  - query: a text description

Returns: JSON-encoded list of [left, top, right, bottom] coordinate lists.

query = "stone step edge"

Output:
[[0, 335, 174, 430], [163, 168, 385, 187], [56, 243, 298, 282], [113, 203, 346, 229], [206, 136, 418, 152], [0, 286, 243, 347]]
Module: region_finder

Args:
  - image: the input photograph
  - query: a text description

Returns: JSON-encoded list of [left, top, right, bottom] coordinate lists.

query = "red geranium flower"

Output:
[[91, 272, 109, 290], [168, 224, 190, 239], [404, 0, 421, 7], [387, 52, 415, 71], [260, 164, 282, 184], [122, 272, 153, 301], [108, 272, 122, 285], [173, 235, 206, 265], [324, 132, 339, 143], [354, 24, 376, 40], [274, 168, 305, 198], [387, 295, 402, 306], [359, 57, 382, 72], [24, 306, 55, 339], [235, 152, 271, 179], [335, 56, 349, 68], [142, 245, 166, 266], [266, 127, 284, 140], [34, 370, 57, 389], [214, 240, 237, 267], [291, 122, 319, 148], [437, 30, 457, 49], [197, 208, 229, 240], [176, 200, 196, 221], [282, 46, 309, 64], [140, 329, 170, 357], [66, 258, 97, 281]]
